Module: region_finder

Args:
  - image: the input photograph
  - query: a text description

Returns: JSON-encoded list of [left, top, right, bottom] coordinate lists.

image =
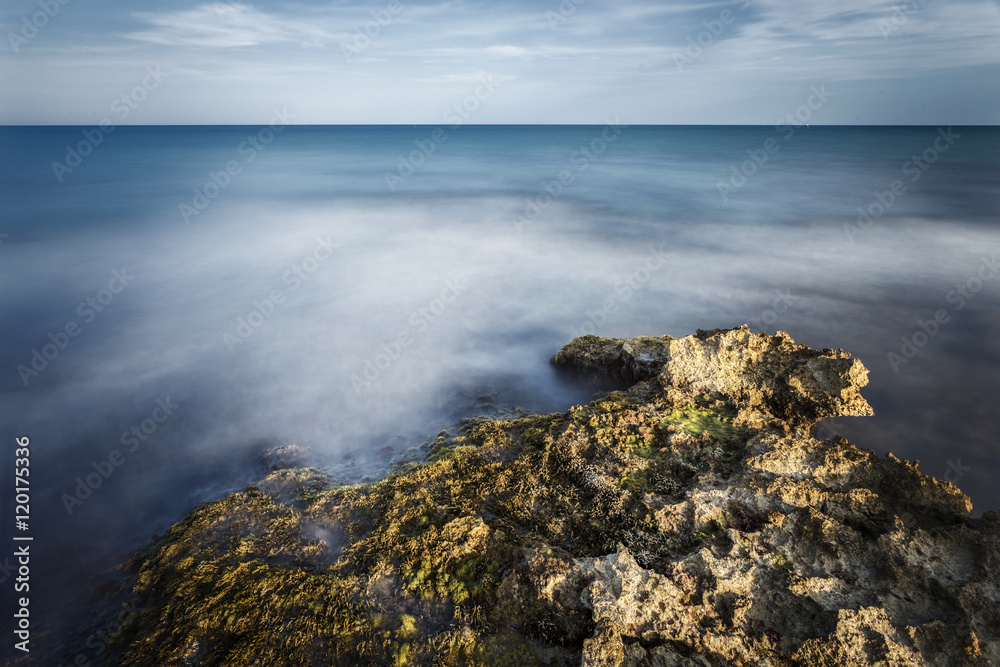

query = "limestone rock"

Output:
[[105, 328, 997, 667], [553, 326, 873, 427]]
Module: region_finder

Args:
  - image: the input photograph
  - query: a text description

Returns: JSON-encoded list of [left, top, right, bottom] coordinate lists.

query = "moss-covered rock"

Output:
[[106, 328, 1000, 666]]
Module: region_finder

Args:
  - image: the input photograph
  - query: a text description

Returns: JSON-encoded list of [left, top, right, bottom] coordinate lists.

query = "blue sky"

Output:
[[2, 0, 998, 124]]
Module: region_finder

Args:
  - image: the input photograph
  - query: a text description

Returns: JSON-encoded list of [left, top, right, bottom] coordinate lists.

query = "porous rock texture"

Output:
[[103, 326, 998, 666]]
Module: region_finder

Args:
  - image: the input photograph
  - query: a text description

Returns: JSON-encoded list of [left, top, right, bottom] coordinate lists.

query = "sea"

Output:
[[1, 124, 998, 662]]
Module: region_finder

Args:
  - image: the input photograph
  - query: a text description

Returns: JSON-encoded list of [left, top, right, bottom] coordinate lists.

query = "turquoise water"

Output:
[[1, 125, 998, 661]]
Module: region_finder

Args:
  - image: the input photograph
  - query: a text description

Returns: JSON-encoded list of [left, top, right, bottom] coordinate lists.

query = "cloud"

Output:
[[481, 45, 529, 57], [413, 71, 516, 85], [4, 0, 1000, 123], [123, 3, 334, 49], [713, 0, 1000, 81]]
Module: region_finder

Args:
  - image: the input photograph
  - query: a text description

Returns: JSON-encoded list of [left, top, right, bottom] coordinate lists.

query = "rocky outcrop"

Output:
[[106, 327, 998, 666], [552, 327, 873, 428]]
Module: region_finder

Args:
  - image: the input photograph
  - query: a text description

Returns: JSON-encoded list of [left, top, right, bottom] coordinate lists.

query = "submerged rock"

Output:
[[107, 327, 998, 666]]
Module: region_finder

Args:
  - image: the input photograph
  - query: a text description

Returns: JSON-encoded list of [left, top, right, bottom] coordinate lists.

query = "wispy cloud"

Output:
[[720, 0, 1000, 80], [413, 70, 517, 84], [3, 0, 999, 123], [123, 3, 334, 49]]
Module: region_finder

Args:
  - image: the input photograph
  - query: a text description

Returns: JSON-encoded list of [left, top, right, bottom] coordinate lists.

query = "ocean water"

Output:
[[1, 125, 998, 661]]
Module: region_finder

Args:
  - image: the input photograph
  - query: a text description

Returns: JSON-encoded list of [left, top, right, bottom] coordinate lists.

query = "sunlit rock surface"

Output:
[[104, 327, 998, 666]]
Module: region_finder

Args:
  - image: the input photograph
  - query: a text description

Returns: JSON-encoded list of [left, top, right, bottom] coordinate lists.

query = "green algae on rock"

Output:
[[108, 327, 999, 666]]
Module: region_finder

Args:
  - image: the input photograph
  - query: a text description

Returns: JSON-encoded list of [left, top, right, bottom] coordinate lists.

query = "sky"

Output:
[[1, 0, 999, 125]]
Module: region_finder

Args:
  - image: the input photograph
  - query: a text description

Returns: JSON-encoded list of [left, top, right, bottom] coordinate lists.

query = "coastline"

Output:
[[82, 326, 999, 666]]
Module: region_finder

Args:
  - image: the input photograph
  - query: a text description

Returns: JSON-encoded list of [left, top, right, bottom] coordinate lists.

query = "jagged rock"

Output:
[[553, 326, 873, 428], [106, 328, 998, 666], [259, 443, 312, 471]]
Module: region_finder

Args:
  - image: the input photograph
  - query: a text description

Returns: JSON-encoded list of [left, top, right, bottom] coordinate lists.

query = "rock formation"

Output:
[[104, 327, 999, 666]]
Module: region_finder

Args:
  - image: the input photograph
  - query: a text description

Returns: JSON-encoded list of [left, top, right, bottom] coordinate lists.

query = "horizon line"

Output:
[[2, 123, 996, 128]]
